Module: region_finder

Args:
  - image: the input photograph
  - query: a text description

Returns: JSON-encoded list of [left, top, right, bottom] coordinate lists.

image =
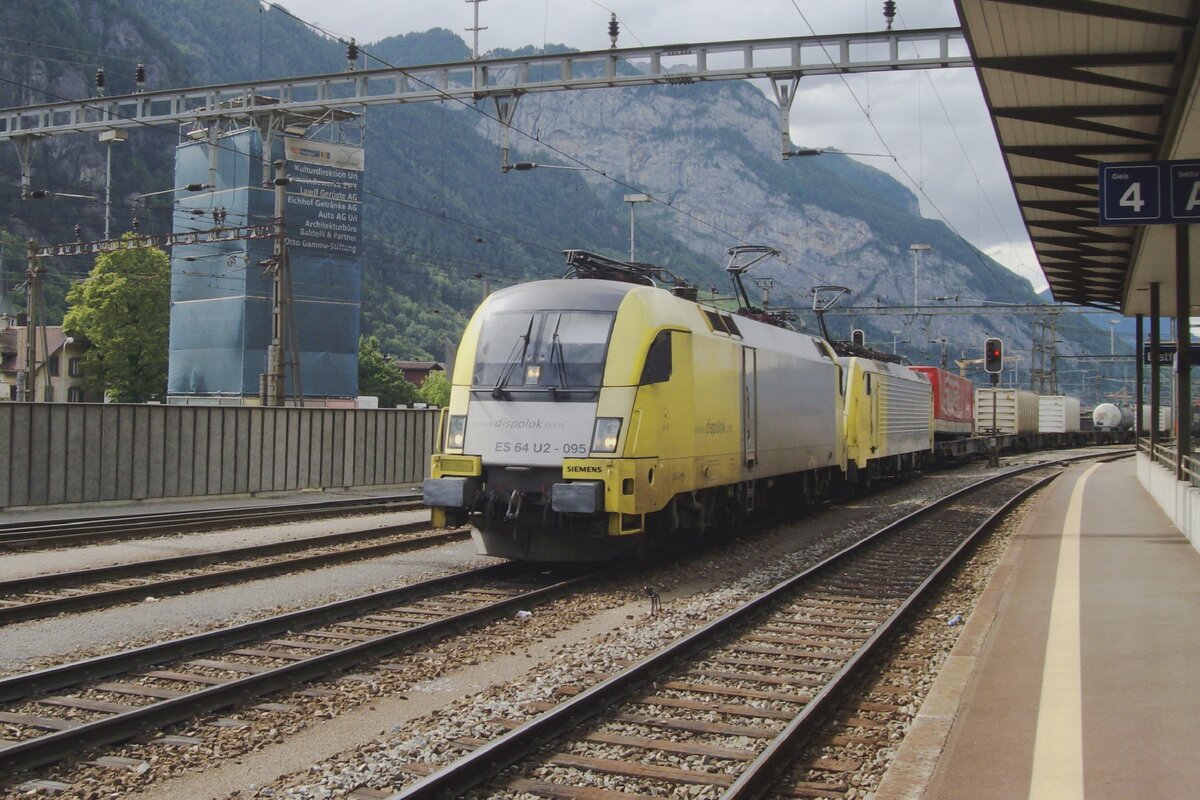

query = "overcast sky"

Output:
[[271, 0, 1044, 291]]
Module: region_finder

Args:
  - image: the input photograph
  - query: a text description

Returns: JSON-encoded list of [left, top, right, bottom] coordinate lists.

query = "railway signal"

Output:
[[984, 337, 1003, 375]]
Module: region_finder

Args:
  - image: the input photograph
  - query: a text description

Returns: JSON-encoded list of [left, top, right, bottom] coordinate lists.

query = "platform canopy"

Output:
[[956, 0, 1200, 314]]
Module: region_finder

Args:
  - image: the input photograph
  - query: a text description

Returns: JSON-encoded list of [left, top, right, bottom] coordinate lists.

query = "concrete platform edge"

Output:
[[1136, 451, 1200, 550], [871, 474, 1050, 800]]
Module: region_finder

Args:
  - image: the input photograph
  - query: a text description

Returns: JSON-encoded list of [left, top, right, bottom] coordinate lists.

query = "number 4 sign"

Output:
[[1099, 160, 1200, 225]]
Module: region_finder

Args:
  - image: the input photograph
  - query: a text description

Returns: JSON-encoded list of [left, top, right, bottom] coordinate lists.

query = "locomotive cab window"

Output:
[[639, 331, 672, 385], [473, 309, 615, 397]]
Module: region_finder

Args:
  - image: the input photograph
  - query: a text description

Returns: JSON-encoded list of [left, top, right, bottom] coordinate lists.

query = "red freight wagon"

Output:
[[909, 366, 974, 437]]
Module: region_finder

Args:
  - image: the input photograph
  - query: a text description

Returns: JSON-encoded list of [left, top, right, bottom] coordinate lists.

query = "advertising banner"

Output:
[[283, 137, 364, 256]]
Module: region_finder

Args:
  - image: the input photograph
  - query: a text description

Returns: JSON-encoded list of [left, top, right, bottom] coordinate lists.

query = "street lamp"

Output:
[[624, 193, 651, 262], [909, 243, 931, 308], [99, 129, 128, 240]]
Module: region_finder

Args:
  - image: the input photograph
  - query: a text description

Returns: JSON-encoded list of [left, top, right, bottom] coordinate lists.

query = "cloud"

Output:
[[271, 0, 1035, 283]]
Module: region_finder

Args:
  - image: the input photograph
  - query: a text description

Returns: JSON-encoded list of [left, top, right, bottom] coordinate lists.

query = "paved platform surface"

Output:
[[877, 457, 1200, 800]]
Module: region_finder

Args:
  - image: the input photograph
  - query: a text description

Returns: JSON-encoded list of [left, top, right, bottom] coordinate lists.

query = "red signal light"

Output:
[[984, 338, 1003, 374]]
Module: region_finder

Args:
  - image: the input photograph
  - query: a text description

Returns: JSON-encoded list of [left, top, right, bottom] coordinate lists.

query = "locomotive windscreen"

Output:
[[473, 310, 615, 394]]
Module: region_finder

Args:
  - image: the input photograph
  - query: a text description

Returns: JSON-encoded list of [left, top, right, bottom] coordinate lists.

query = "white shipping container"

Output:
[[975, 388, 1040, 435], [1038, 396, 1081, 433]]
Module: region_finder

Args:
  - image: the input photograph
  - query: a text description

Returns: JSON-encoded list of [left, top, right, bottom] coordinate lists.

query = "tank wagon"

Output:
[[1092, 402, 1173, 433]]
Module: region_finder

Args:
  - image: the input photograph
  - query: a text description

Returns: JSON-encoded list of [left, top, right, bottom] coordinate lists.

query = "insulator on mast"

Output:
[[95, 66, 106, 96], [346, 38, 359, 71], [135, 61, 146, 91], [608, 13, 619, 49], [883, 1, 897, 30]]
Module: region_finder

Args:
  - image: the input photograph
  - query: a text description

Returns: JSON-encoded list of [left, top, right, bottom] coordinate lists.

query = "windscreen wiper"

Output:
[[492, 316, 534, 399], [549, 315, 570, 399]]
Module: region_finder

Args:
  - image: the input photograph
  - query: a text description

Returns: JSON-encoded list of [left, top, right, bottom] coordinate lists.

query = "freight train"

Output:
[[424, 250, 1096, 561]]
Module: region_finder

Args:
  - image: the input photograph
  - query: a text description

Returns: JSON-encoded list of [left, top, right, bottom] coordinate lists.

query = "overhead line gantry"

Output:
[[5, 26, 969, 404], [0, 27, 968, 163]]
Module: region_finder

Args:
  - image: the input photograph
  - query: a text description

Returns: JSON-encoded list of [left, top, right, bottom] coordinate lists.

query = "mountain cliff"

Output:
[[0, 0, 1113, 389]]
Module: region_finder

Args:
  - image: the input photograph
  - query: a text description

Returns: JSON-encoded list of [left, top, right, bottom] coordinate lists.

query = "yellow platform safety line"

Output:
[[1028, 462, 1100, 800]]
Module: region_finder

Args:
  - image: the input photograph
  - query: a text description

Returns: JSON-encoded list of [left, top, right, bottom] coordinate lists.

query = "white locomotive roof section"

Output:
[[955, 0, 1199, 311], [484, 278, 636, 313]]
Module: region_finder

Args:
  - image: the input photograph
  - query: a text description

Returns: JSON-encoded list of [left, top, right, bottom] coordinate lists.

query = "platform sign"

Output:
[[1168, 162, 1200, 222], [1099, 160, 1200, 225], [1099, 162, 1162, 224], [1143, 342, 1200, 365]]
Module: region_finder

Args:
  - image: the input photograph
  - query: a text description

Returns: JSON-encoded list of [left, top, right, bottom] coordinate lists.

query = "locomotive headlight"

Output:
[[525, 364, 541, 383], [446, 415, 467, 450], [591, 417, 622, 454]]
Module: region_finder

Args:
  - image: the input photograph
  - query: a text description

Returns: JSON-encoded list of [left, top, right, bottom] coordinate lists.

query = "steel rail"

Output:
[[0, 492, 415, 532], [0, 493, 420, 549], [0, 561, 620, 773], [0, 562, 518, 704], [389, 457, 1089, 799], [721, 474, 1055, 797], [0, 524, 470, 625]]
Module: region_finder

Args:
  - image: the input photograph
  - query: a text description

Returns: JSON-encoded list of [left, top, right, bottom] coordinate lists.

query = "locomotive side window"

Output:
[[701, 309, 743, 338], [639, 331, 672, 385]]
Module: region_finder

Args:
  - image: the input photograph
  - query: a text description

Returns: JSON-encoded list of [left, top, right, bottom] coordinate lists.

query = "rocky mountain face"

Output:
[[484, 75, 1109, 367], [0, 1, 1114, 384]]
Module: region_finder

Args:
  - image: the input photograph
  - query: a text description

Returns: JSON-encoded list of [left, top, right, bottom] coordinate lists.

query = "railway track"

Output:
[[0, 492, 421, 550], [0, 521, 469, 625], [385, 462, 1068, 799], [0, 560, 616, 779], [0, 451, 1128, 794]]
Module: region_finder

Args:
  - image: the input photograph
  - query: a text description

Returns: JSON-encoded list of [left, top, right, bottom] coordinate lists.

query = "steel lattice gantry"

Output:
[[955, 0, 1200, 312], [0, 28, 967, 145]]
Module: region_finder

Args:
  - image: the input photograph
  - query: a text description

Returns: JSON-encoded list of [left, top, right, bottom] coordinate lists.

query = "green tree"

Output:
[[416, 369, 450, 407], [62, 241, 170, 402], [358, 335, 417, 408]]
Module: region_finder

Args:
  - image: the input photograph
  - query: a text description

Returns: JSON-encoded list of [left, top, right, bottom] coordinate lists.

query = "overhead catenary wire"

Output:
[[3, 4, 978, 301], [785, 1, 1021, 292], [0, 69, 686, 280], [262, 2, 783, 258]]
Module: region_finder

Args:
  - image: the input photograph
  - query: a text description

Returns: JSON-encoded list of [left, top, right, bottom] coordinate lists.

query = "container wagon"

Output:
[[975, 388, 1039, 435], [909, 366, 973, 438], [1038, 395, 1081, 433]]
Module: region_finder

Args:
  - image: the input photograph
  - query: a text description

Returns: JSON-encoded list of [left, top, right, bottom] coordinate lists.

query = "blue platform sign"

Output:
[[1168, 162, 1200, 221], [1099, 160, 1200, 225]]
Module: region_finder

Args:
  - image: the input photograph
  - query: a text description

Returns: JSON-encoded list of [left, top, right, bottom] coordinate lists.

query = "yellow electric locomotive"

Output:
[[424, 250, 846, 560], [839, 357, 934, 482]]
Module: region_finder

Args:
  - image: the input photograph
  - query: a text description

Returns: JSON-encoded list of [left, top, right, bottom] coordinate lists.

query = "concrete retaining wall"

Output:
[[1136, 451, 1200, 551], [0, 403, 439, 509]]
